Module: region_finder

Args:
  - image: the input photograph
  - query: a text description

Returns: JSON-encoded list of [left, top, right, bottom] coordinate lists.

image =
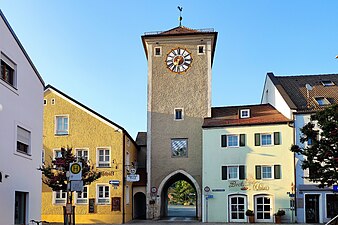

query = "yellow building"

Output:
[[42, 85, 138, 224]]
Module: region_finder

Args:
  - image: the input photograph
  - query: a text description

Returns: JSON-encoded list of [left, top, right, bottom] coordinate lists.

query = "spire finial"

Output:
[[177, 6, 183, 27]]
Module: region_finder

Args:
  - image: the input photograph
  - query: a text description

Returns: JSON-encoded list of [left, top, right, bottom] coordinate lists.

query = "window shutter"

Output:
[[274, 165, 281, 179], [255, 165, 262, 180], [222, 166, 227, 180], [255, 133, 260, 146], [239, 165, 245, 180], [221, 135, 227, 147], [240, 134, 246, 146], [274, 132, 281, 145]]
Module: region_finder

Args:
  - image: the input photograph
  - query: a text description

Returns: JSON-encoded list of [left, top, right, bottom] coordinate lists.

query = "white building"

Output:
[[0, 10, 45, 225], [261, 72, 338, 223]]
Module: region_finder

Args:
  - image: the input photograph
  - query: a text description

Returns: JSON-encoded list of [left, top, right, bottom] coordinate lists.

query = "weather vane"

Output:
[[178, 6, 183, 27]]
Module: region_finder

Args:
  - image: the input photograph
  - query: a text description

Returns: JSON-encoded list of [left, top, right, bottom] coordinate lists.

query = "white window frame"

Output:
[[76, 148, 89, 162], [240, 109, 250, 118], [197, 45, 205, 55], [228, 166, 239, 180], [44, 99, 47, 105], [1, 52, 17, 88], [261, 165, 273, 179], [97, 147, 111, 167], [76, 186, 88, 204], [53, 149, 62, 160], [154, 46, 162, 57], [96, 184, 110, 204], [227, 135, 239, 147], [314, 97, 331, 106], [54, 190, 67, 204], [174, 108, 184, 121], [126, 185, 130, 204], [261, 133, 273, 146], [16, 125, 31, 156], [42, 149, 45, 164], [55, 115, 69, 135], [321, 80, 335, 86]]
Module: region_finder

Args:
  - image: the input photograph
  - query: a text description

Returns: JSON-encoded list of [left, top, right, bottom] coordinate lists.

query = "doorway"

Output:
[[229, 195, 247, 222], [14, 191, 27, 225], [305, 194, 320, 223], [255, 195, 273, 222], [133, 192, 146, 219]]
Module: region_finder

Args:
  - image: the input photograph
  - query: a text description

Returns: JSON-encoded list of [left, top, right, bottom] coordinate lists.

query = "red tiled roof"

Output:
[[203, 104, 291, 128], [159, 26, 200, 35]]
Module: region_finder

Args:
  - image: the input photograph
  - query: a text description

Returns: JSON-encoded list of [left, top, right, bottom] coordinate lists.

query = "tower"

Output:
[[142, 24, 217, 219]]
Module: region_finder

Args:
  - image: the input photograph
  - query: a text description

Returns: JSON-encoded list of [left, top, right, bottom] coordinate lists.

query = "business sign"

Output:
[[69, 162, 82, 181], [333, 185, 338, 192], [126, 174, 140, 182]]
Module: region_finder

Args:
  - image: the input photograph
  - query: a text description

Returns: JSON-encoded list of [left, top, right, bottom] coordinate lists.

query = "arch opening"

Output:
[[133, 192, 146, 219]]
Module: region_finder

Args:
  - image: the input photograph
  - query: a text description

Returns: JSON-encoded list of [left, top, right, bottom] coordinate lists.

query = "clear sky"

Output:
[[1, 1, 338, 138]]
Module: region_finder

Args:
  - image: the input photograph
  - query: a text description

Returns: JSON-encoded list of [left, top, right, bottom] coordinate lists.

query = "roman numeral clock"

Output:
[[166, 48, 192, 73]]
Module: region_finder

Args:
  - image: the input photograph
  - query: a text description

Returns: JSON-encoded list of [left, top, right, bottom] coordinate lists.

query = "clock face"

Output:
[[166, 48, 192, 73]]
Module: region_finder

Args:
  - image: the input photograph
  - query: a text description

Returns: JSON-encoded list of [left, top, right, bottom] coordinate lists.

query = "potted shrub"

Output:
[[274, 209, 285, 224], [246, 209, 255, 223]]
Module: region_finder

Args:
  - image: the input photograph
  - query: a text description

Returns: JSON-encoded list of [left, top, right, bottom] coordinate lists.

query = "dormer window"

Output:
[[240, 109, 250, 118], [315, 97, 331, 106], [321, 80, 335, 87]]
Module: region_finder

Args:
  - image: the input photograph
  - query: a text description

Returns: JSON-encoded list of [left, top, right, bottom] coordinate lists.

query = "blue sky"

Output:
[[1, 1, 338, 138]]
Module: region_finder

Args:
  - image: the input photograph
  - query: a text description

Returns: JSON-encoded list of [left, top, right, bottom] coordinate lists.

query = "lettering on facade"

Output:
[[228, 177, 269, 191], [101, 171, 115, 176]]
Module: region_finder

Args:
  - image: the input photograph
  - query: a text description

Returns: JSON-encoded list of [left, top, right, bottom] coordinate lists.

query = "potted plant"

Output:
[[246, 209, 255, 223], [274, 209, 285, 224]]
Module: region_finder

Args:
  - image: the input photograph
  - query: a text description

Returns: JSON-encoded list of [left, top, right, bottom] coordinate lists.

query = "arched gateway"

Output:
[[158, 170, 201, 218]]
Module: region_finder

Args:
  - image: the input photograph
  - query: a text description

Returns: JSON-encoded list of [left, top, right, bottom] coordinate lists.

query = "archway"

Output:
[[158, 170, 201, 219], [133, 192, 146, 219]]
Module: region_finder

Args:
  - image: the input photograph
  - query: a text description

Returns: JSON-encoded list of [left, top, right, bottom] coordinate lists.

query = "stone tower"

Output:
[[142, 25, 217, 219]]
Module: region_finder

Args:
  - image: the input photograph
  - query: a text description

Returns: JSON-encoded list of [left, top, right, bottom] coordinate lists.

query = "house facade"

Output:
[[0, 10, 45, 225], [141, 26, 217, 219], [42, 85, 138, 224], [202, 104, 294, 223], [261, 72, 338, 223]]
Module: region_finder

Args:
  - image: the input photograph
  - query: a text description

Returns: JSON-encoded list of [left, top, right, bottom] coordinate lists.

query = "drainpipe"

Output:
[[122, 131, 126, 224], [291, 113, 297, 221]]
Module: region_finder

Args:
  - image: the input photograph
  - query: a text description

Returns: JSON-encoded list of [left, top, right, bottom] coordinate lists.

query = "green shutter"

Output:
[[239, 165, 245, 180], [222, 166, 227, 180], [274, 132, 281, 145], [274, 165, 281, 179], [255, 133, 260, 146], [221, 135, 227, 147], [240, 134, 246, 146], [255, 165, 262, 180]]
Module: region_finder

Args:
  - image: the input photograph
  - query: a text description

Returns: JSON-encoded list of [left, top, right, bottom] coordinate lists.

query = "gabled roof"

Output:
[[267, 72, 338, 112], [44, 84, 137, 147], [0, 10, 44, 86], [203, 104, 291, 128]]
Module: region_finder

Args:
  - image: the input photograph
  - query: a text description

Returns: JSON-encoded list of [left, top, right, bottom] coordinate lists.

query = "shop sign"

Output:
[[228, 177, 270, 191]]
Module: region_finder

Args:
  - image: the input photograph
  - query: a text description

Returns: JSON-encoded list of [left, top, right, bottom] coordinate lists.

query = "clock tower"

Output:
[[142, 25, 217, 219]]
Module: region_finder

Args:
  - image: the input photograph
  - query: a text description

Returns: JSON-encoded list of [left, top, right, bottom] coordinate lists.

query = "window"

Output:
[[42, 149, 45, 164], [126, 185, 130, 204], [315, 97, 331, 106], [326, 194, 338, 218], [51, 98, 55, 105], [154, 47, 161, 56], [97, 185, 110, 204], [17, 126, 31, 154], [174, 108, 183, 120], [54, 149, 62, 159], [76, 149, 89, 161], [221, 134, 245, 147], [76, 186, 88, 204], [1, 55, 16, 87], [55, 115, 68, 135], [44, 99, 47, 105], [255, 132, 281, 146], [221, 165, 245, 180], [97, 148, 110, 167], [171, 139, 188, 157], [197, 45, 205, 55], [256, 165, 281, 179], [54, 190, 67, 204], [321, 80, 335, 86], [240, 109, 250, 118]]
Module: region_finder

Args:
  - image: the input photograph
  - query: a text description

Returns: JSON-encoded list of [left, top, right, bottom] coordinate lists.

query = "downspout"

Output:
[[122, 131, 125, 224], [290, 114, 297, 221]]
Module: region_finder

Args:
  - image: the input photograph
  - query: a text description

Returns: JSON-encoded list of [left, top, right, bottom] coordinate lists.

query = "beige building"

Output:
[[141, 26, 217, 219]]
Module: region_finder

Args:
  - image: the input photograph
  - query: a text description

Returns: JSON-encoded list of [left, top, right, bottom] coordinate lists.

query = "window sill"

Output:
[[14, 151, 32, 160], [97, 166, 111, 168], [55, 133, 69, 136]]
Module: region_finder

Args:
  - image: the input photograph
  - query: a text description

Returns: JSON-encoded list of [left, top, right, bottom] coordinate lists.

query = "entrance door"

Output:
[[255, 195, 273, 222], [229, 195, 246, 222], [305, 194, 320, 223], [14, 192, 27, 225]]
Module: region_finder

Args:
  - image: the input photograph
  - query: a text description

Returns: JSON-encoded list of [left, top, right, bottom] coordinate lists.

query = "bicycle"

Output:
[[30, 220, 49, 225]]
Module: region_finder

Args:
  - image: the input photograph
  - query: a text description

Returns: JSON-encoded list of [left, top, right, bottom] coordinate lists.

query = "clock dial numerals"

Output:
[[166, 48, 192, 74]]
